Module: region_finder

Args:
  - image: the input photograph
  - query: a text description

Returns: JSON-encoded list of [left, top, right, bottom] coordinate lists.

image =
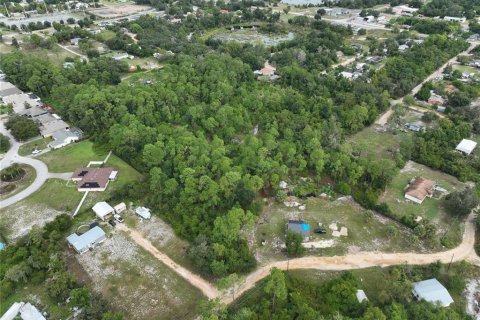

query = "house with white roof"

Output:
[[412, 278, 454, 307], [455, 139, 477, 155], [48, 129, 79, 149], [66, 226, 106, 254], [92, 202, 115, 221], [1, 302, 46, 320]]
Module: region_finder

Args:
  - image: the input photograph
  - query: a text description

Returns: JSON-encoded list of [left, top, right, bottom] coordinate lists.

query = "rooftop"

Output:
[[413, 278, 454, 307], [66, 226, 106, 253], [455, 139, 477, 155], [405, 177, 434, 201], [287, 220, 310, 237], [72, 167, 114, 190], [39, 119, 69, 137]]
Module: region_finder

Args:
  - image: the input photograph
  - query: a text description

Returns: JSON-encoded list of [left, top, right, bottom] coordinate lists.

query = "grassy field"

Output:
[[453, 64, 480, 77], [0, 164, 37, 201], [254, 197, 421, 263], [379, 161, 464, 220], [18, 137, 52, 156], [95, 30, 117, 41]]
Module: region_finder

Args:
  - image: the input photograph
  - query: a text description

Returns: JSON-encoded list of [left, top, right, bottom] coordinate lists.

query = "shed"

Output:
[[92, 202, 114, 221], [135, 207, 151, 219], [286, 220, 310, 241], [114, 202, 126, 213], [412, 278, 454, 307], [66, 226, 106, 254], [455, 139, 477, 155], [109, 171, 118, 181], [356, 289, 368, 303]]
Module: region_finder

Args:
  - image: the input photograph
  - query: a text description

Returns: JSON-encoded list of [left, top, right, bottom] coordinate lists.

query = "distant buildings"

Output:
[[443, 16, 466, 23]]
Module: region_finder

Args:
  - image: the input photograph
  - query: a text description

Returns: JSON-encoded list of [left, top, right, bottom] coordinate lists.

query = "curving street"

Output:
[[0, 121, 71, 209]]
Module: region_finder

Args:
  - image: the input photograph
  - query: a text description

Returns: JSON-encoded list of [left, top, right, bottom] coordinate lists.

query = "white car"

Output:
[[31, 149, 41, 155], [113, 214, 124, 223]]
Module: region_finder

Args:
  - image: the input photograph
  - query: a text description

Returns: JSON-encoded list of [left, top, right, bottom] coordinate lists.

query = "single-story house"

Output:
[[114, 202, 126, 213], [443, 16, 466, 23], [405, 123, 423, 132], [254, 62, 277, 79], [2, 93, 42, 114], [428, 93, 446, 106], [71, 167, 115, 192], [92, 202, 115, 221], [135, 207, 151, 219], [48, 129, 80, 149], [405, 177, 434, 204], [1, 302, 46, 320], [286, 220, 310, 241], [0, 81, 22, 99], [66, 226, 106, 254], [412, 278, 454, 307], [39, 118, 70, 138], [455, 139, 477, 155], [356, 289, 368, 303]]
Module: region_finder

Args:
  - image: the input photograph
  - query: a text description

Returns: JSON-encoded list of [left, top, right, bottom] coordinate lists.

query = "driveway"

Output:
[[0, 121, 71, 209]]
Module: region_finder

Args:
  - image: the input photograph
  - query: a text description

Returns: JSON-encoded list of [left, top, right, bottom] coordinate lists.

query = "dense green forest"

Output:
[[0, 10, 472, 276], [0, 215, 123, 320], [218, 265, 475, 320], [419, 0, 480, 19]]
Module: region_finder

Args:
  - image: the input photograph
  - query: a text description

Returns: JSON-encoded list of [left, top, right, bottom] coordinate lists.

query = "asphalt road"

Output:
[[0, 121, 71, 209]]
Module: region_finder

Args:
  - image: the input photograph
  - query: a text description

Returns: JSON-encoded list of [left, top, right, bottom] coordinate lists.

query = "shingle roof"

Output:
[[405, 177, 434, 202]]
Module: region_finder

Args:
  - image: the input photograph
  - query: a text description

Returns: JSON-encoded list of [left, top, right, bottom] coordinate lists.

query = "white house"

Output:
[[455, 139, 477, 155], [412, 279, 454, 307], [443, 16, 466, 23], [114, 202, 126, 213], [92, 202, 115, 221], [66, 226, 106, 254], [48, 129, 79, 149]]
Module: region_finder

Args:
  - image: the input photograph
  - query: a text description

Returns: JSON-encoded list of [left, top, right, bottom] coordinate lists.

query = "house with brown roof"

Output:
[[71, 167, 115, 192], [405, 177, 434, 204], [428, 93, 446, 106]]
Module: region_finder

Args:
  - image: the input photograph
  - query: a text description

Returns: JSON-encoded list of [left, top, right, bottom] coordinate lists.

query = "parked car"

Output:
[[108, 220, 116, 227], [113, 214, 124, 223], [32, 149, 41, 154], [313, 228, 327, 234]]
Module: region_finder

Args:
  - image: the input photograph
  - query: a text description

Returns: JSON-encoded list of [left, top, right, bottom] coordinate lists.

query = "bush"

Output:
[[0, 164, 26, 182], [444, 188, 479, 216], [5, 116, 39, 141], [285, 230, 304, 257], [0, 133, 10, 153], [337, 182, 351, 195]]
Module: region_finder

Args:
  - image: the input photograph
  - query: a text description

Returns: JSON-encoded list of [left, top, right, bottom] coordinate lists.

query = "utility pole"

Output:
[[447, 253, 454, 272]]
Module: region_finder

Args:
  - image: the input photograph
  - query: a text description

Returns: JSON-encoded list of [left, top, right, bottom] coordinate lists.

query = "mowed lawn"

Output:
[[379, 161, 464, 220], [254, 197, 420, 263]]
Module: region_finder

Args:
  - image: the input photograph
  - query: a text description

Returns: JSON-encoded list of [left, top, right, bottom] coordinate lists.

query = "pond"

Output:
[[213, 29, 295, 46]]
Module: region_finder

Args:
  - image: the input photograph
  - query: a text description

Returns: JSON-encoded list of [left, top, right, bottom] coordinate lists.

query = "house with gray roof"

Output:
[[39, 118, 69, 137], [48, 129, 80, 149], [66, 226, 106, 254], [412, 278, 454, 307], [286, 220, 310, 241]]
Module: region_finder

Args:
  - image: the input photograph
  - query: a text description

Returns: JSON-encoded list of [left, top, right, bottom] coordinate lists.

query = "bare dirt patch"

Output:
[[76, 230, 203, 320], [89, 4, 150, 18]]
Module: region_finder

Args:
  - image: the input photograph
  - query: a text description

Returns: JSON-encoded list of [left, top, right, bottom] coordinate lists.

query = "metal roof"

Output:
[[456, 139, 477, 155], [412, 278, 454, 307], [92, 202, 114, 218], [66, 226, 106, 253], [287, 220, 310, 237]]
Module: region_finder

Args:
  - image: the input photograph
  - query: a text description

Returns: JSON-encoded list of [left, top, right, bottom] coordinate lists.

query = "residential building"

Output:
[[428, 93, 446, 106], [286, 220, 310, 241], [66, 226, 106, 254], [0, 81, 22, 98], [114, 202, 126, 213], [412, 279, 454, 307], [48, 129, 80, 149], [404, 177, 434, 204], [443, 16, 466, 23], [455, 139, 477, 155], [112, 53, 130, 60], [254, 62, 278, 80], [1, 302, 46, 320], [71, 167, 115, 192], [92, 202, 115, 221], [39, 118, 70, 138]]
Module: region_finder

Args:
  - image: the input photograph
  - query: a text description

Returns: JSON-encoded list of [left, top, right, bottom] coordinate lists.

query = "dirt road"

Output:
[[120, 209, 479, 304], [116, 223, 220, 299]]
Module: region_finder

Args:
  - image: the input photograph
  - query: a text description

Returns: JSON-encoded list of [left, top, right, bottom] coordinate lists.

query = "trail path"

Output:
[[116, 223, 220, 299], [120, 209, 479, 304]]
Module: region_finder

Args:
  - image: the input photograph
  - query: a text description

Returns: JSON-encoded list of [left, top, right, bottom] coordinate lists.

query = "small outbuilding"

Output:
[[412, 278, 454, 307], [114, 202, 127, 213], [356, 289, 368, 303], [405, 177, 434, 204], [66, 226, 106, 254], [455, 139, 477, 156], [92, 202, 115, 221], [286, 220, 310, 241], [135, 207, 151, 219]]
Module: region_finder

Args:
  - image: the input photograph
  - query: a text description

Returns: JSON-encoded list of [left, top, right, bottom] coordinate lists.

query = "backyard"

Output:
[[253, 196, 421, 264]]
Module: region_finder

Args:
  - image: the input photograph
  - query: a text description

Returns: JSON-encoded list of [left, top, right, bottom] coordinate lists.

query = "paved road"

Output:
[[0, 121, 71, 209]]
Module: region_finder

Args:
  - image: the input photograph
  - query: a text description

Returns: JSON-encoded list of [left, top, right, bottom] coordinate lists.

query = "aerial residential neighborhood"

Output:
[[1, 0, 480, 319]]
